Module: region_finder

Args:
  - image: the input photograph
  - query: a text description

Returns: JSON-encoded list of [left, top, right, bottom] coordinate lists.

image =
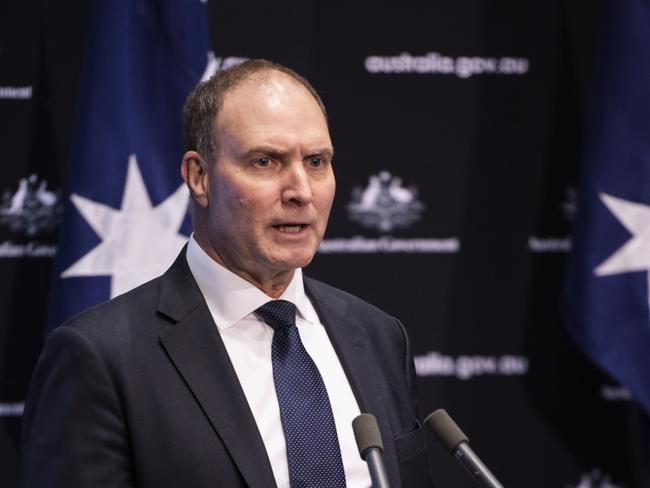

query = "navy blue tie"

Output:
[[255, 300, 346, 488]]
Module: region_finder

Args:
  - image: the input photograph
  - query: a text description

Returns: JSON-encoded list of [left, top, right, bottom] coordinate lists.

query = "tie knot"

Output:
[[255, 300, 297, 330]]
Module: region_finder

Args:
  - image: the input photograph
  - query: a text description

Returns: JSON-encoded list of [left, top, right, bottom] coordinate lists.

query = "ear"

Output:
[[181, 151, 209, 208]]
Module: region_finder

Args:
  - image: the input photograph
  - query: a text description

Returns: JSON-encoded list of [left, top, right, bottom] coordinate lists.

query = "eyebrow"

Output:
[[307, 147, 335, 159], [244, 146, 284, 160], [244, 146, 335, 160]]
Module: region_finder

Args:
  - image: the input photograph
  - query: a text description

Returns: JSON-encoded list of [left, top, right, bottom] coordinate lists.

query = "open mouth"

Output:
[[273, 224, 307, 233]]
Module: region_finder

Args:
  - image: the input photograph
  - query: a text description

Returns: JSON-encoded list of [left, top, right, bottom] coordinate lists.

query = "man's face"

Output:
[[198, 72, 335, 285]]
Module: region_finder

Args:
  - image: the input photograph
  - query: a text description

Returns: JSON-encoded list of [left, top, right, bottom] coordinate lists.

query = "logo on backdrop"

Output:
[[600, 384, 632, 402], [0, 174, 62, 236], [364, 52, 529, 78], [0, 86, 32, 99], [569, 469, 621, 488], [413, 351, 529, 379], [346, 171, 424, 232], [0, 402, 24, 417], [319, 170, 459, 254], [528, 185, 576, 253], [0, 175, 61, 258]]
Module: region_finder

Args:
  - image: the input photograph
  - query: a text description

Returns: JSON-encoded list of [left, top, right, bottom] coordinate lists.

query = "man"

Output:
[[22, 60, 429, 487]]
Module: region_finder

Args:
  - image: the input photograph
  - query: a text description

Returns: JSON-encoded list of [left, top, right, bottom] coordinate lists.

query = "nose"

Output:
[[282, 162, 313, 206]]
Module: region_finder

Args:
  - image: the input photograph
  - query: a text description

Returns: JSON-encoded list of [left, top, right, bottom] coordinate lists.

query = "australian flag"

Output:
[[46, 0, 212, 334], [565, 0, 650, 416]]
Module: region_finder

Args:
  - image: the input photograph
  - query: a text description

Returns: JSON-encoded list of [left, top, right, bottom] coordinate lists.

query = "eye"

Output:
[[256, 157, 271, 167], [307, 157, 325, 168]]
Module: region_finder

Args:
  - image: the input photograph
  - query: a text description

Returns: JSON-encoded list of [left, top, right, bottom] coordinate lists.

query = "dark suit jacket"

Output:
[[22, 251, 429, 487]]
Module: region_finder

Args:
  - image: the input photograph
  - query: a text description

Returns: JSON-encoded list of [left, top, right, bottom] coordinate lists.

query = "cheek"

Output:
[[212, 174, 250, 213], [208, 184, 248, 234], [316, 181, 336, 215], [238, 181, 280, 210], [234, 193, 273, 232]]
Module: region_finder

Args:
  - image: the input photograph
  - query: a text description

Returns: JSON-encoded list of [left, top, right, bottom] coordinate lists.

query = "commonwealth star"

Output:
[[594, 192, 650, 312], [61, 154, 189, 298]]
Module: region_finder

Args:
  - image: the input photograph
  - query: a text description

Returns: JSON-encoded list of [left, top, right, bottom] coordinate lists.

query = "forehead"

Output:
[[215, 72, 330, 148]]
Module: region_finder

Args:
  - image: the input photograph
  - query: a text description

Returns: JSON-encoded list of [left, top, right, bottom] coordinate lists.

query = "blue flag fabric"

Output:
[[565, 0, 650, 415], [46, 0, 211, 334]]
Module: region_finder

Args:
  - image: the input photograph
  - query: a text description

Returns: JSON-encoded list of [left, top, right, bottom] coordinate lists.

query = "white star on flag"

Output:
[[594, 192, 650, 313], [61, 154, 189, 298]]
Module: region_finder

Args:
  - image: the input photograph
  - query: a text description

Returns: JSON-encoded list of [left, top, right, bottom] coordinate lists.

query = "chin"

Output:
[[270, 251, 316, 272]]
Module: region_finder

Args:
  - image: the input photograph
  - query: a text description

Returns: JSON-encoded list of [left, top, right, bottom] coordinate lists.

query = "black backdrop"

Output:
[[1, 1, 648, 486]]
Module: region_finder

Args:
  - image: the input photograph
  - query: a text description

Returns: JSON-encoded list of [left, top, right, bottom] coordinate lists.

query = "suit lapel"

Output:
[[305, 278, 402, 488], [157, 252, 276, 488]]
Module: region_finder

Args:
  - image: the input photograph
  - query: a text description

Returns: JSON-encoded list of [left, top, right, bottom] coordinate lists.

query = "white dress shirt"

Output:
[[186, 235, 371, 488]]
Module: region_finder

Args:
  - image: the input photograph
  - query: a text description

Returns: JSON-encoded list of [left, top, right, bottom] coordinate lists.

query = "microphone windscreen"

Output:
[[424, 409, 468, 453], [352, 413, 384, 456]]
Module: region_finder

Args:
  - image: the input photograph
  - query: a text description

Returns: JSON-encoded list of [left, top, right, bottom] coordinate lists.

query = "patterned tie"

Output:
[[255, 300, 346, 488]]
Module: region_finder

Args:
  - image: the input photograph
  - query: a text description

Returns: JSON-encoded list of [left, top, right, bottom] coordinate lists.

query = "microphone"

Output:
[[352, 413, 391, 488], [424, 409, 504, 488]]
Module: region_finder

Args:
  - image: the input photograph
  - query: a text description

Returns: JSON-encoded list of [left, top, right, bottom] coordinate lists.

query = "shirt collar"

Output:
[[185, 234, 317, 329]]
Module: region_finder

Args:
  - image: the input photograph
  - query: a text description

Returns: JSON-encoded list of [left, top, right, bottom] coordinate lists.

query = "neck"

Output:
[[193, 233, 294, 298]]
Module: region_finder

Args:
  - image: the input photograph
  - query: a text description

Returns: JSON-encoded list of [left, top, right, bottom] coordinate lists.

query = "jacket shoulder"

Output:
[[304, 275, 406, 345], [305, 276, 394, 317], [55, 276, 166, 342]]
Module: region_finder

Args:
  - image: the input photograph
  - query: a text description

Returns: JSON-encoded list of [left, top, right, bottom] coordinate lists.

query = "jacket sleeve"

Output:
[[21, 326, 134, 487], [396, 317, 421, 419], [393, 317, 435, 488]]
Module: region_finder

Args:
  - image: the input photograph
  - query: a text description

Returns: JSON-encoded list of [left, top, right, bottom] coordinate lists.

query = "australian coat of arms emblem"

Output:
[[0, 174, 63, 236], [346, 171, 425, 232]]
